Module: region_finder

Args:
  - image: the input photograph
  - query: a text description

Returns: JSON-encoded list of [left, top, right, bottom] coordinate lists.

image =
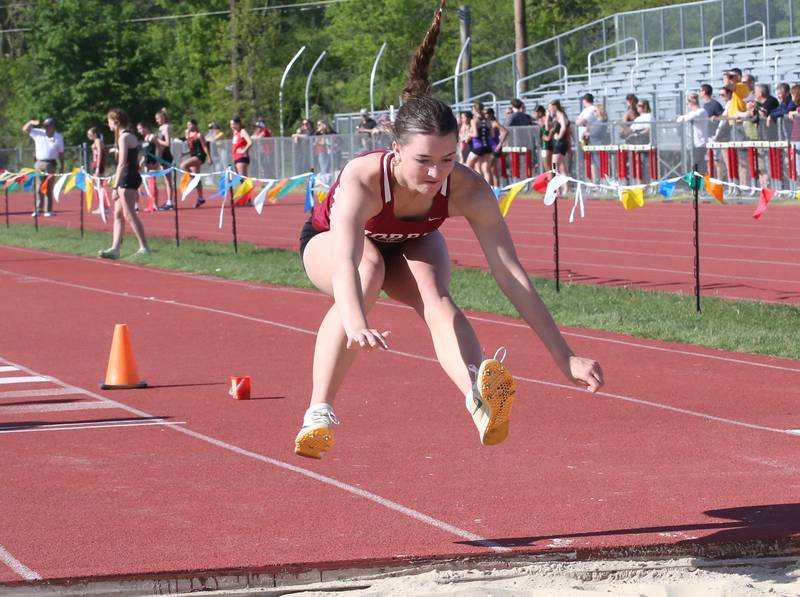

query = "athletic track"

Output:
[[4, 189, 800, 304], [0, 244, 798, 589]]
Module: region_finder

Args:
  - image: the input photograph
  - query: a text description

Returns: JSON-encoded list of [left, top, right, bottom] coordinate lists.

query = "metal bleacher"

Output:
[[434, 0, 800, 123]]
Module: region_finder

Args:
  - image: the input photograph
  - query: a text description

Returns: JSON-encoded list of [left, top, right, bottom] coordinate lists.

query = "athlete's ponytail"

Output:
[[393, 0, 457, 145], [401, 0, 446, 101]]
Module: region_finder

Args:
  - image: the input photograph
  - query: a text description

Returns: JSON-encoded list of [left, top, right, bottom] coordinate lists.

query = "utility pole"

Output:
[[514, 0, 527, 95], [458, 6, 472, 104], [229, 0, 241, 107]]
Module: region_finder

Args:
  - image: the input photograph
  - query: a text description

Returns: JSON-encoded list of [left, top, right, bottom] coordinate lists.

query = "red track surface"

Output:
[[1, 245, 799, 586], [4, 189, 800, 303]]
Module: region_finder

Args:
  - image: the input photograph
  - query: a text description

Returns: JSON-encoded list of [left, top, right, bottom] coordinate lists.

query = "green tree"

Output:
[[14, 0, 159, 145]]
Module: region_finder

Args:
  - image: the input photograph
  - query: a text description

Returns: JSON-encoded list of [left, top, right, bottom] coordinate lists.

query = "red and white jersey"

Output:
[[232, 129, 248, 160], [311, 150, 451, 243]]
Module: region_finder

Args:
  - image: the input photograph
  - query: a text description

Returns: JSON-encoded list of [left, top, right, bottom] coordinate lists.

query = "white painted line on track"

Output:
[[449, 250, 800, 287], [0, 356, 510, 554], [0, 401, 117, 415], [2, 266, 800, 433], [0, 388, 85, 400], [464, 315, 800, 374], [0, 376, 49, 385], [2, 252, 799, 373], [0, 366, 19, 373], [0, 420, 186, 434], [0, 543, 40, 581]]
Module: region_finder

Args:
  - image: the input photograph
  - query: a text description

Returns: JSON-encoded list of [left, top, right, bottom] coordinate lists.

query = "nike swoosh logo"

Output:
[[428, 217, 442, 221], [471, 395, 483, 415]]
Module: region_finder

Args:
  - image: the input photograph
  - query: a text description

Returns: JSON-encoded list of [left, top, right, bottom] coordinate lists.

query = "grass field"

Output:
[[1, 223, 798, 361]]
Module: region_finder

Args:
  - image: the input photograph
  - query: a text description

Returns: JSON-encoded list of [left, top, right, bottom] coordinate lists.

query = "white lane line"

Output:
[[0, 402, 116, 415], [0, 420, 187, 434], [0, 357, 509, 554], [449, 250, 800, 287], [463, 315, 800, 374], [0, 376, 49, 385], [0, 366, 19, 373], [787, 429, 800, 435], [0, 388, 85, 400], [0, 544, 40, 581], [3, 262, 798, 374], [1, 268, 798, 439]]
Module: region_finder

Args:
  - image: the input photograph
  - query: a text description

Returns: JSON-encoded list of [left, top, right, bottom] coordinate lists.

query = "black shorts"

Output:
[[552, 139, 569, 155], [162, 149, 173, 164], [299, 217, 320, 261], [299, 218, 407, 269], [116, 170, 142, 190], [235, 156, 250, 164], [472, 146, 492, 157]]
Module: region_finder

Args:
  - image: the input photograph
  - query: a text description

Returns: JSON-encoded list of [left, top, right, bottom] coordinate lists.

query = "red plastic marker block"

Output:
[[229, 376, 251, 400]]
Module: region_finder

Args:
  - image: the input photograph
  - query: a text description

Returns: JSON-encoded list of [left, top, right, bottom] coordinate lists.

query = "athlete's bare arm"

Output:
[[329, 154, 388, 350], [449, 165, 604, 392]]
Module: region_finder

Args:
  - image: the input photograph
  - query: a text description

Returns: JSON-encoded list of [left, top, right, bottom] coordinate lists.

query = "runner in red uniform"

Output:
[[230, 117, 252, 177], [294, 0, 604, 459]]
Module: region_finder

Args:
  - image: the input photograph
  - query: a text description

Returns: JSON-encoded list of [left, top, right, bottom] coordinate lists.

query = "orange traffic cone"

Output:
[[100, 324, 147, 389]]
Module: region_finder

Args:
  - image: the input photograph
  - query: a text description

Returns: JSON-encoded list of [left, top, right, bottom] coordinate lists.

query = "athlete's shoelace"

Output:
[[305, 407, 340, 427], [468, 347, 508, 383]]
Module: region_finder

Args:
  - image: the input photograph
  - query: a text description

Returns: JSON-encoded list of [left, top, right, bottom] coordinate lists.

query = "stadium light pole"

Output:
[[454, 36, 471, 109], [279, 46, 306, 138], [370, 42, 388, 114], [305, 50, 327, 120]]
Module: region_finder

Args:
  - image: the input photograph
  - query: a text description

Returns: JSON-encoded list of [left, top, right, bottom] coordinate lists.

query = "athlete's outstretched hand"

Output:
[[346, 328, 390, 351], [567, 356, 604, 393]]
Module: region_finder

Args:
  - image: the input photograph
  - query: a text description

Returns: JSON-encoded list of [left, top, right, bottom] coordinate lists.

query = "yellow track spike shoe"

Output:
[[465, 348, 516, 446], [294, 403, 339, 459]]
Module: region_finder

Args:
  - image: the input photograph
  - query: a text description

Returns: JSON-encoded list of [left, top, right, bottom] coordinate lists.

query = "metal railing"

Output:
[[516, 65, 569, 99], [426, 0, 795, 106], [588, 38, 639, 87], [709, 21, 767, 80]]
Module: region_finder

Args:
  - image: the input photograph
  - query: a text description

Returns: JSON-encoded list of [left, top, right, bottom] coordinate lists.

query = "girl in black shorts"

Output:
[[548, 100, 571, 184], [98, 108, 150, 259], [180, 119, 213, 208]]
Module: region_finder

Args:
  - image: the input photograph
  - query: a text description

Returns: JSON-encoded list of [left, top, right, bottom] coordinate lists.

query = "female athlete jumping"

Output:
[[294, 0, 603, 459]]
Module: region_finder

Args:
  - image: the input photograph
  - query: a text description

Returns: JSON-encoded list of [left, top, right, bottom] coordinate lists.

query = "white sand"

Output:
[[280, 557, 800, 597]]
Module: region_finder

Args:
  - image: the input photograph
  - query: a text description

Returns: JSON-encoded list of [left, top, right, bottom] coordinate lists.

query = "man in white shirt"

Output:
[[22, 117, 64, 217], [676, 93, 709, 173], [575, 93, 599, 180]]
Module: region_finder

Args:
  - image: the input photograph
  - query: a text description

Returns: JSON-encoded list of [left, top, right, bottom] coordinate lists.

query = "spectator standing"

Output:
[[626, 99, 653, 144], [548, 99, 570, 184], [677, 93, 709, 173], [768, 82, 796, 140], [575, 93, 599, 180], [787, 85, 800, 178], [314, 120, 336, 182], [137, 121, 162, 211], [507, 98, 535, 126], [87, 127, 106, 177], [619, 94, 639, 139], [154, 109, 175, 210], [230, 117, 253, 177], [535, 105, 553, 174], [484, 107, 509, 187], [356, 109, 378, 150], [292, 118, 314, 173], [22, 117, 64, 217], [206, 122, 227, 167], [457, 111, 472, 163], [98, 108, 150, 259], [466, 102, 493, 184], [754, 83, 779, 188], [252, 119, 274, 177], [700, 84, 724, 137]]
